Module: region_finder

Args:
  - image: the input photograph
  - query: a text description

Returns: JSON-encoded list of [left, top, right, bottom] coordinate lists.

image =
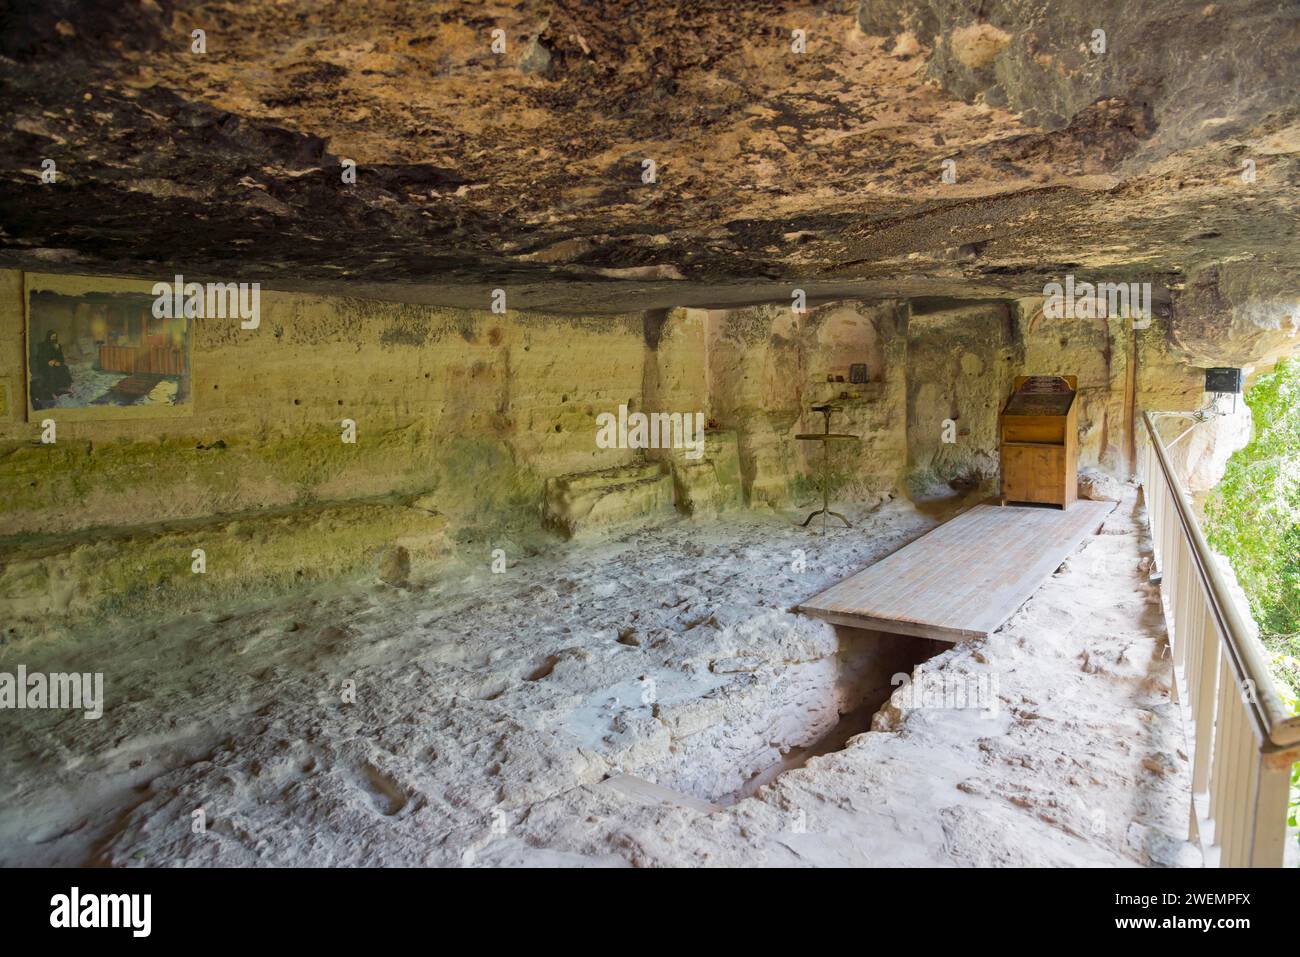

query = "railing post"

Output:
[[1209, 659, 1231, 839], [1227, 693, 1250, 866], [1249, 750, 1297, 867], [1139, 411, 1298, 868], [1190, 611, 1218, 793]]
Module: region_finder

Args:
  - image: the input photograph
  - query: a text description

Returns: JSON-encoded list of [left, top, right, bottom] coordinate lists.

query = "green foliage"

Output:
[[1291, 757, 1298, 831], [1204, 358, 1300, 703], [1287, 687, 1299, 851]]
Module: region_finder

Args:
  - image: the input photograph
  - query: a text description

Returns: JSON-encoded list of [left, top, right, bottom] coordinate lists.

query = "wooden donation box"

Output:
[[999, 375, 1078, 508]]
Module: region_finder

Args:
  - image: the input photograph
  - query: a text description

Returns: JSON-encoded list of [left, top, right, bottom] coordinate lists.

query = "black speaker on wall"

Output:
[[1204, 368, 1243, 394]]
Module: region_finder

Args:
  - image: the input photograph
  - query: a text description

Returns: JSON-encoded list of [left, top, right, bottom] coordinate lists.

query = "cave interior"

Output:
[[0, 0, 1297, 869]]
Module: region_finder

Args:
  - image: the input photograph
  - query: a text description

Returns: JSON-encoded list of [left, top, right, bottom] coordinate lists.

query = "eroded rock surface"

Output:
[[0, 0, 1295, 327], [0, 488, 1194, 867]]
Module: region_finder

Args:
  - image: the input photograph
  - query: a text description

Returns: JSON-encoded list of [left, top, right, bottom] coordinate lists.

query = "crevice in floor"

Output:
[[704, 627, 947, 806]]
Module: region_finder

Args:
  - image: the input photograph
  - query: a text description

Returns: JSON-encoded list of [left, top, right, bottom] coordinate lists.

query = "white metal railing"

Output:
[[1139, 411, 1300, 867]]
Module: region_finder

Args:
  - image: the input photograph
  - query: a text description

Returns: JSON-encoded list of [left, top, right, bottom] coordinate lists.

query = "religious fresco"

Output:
[[26, 287, 191, 414]]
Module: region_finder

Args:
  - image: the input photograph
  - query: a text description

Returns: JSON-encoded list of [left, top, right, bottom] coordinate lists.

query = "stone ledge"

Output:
[[664, 430, 744, 518], [541, 462, 674, 539], [0, 500, 451, 629]]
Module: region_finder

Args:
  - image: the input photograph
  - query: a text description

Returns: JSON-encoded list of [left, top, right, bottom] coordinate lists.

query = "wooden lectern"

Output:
[[999, 375, 1078, 508]]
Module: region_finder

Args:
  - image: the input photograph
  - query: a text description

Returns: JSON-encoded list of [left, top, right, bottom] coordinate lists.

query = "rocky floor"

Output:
[[0, 486, 1196, 867]]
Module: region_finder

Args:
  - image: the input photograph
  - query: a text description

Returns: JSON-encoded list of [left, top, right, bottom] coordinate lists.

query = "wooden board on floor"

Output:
[[797, 500, 1116, 643]]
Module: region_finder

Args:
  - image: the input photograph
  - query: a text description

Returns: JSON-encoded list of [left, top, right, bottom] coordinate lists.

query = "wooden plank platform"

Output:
[[798, 500, 1116, 642]]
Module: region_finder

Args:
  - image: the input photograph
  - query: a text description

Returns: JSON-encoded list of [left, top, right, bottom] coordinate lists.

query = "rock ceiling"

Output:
[[1, 0, 1297, 327]]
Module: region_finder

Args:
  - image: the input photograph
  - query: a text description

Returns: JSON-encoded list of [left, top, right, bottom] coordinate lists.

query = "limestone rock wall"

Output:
[[1170, 263, 1300, 376], [0, 270, 647, 540], [1013, 297, 1204, 476], [0, 270, 1220, 545], [906, 303, 1018, 496], [643, 308, 708, 423], [0, 267, 1231, 625], [697, 294, 1203, 505], [704, 301, 909, 508]]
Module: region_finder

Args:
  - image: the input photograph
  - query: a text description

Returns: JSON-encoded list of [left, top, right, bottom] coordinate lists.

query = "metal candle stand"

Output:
[[795, 403, 860, 534]]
